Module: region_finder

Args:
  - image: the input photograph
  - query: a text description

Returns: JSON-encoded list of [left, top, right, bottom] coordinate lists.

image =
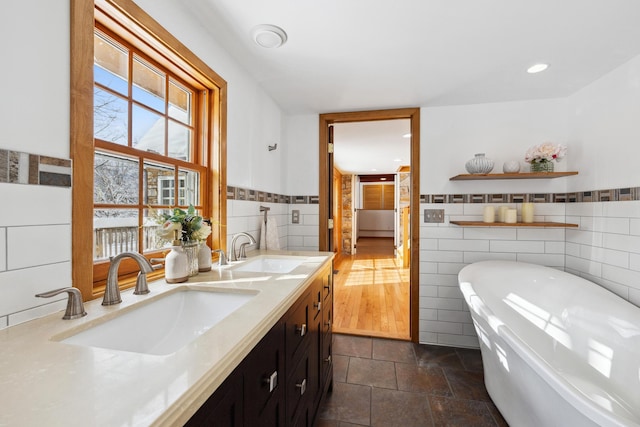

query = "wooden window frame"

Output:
[[71, 0, 227, 301]]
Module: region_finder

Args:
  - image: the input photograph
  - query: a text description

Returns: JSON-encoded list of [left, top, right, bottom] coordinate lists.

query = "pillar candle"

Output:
[[497, 206, 509, 222], [521, 203, 534, 223], [505, 208, 517, 223], [483, 206, 495, 223]]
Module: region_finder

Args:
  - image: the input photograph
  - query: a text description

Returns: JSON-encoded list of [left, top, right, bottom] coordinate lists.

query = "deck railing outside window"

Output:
[[94, 225, 161, 260]]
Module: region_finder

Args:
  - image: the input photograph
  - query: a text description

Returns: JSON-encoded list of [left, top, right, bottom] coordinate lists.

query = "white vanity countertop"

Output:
[[0, 250, 333, 427]]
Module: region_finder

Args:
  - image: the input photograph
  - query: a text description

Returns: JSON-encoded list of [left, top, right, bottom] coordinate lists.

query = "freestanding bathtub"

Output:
[[458, 260, 640, 427]]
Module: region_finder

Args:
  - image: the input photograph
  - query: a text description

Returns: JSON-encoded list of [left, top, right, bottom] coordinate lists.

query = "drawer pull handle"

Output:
[[324, 355, 332, 364], [263, 370, 278, 393], [314, 301, 322, 311], [324, 284, 330, 291], [296, 323, 307, 337], [295, 378, 307, 396]]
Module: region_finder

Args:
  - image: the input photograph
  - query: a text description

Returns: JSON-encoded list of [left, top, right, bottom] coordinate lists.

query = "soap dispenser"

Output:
[[165, 231, 188, 284]]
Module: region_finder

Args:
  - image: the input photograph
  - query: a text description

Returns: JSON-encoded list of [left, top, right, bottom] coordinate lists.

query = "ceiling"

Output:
[[333, 120, 411, 174], [185, 0, 640, 173]]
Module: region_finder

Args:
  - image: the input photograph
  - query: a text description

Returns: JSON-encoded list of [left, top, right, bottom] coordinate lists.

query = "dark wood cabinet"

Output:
[[244, 320, 285, 427], [185, 366, 244, 427], [187, 261, 333, 427]]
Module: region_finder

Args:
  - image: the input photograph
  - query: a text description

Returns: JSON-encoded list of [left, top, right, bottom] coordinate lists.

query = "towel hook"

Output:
[[268, 143, 278, 151]]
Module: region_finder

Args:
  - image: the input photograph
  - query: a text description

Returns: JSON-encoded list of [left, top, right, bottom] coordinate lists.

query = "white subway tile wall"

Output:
[[423, 199, 640, 349], [226, 200, 289, 251], [226, 199, 319, 253], [566, 201, 640, 305], [287, 204, 320, 251], [0, 227, 6, 272], [0, 184, 72, 328], [420, 202, 567, 348]]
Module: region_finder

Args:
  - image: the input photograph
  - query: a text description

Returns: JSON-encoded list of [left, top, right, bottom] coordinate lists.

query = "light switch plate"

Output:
[[424, 209, 445, 223]]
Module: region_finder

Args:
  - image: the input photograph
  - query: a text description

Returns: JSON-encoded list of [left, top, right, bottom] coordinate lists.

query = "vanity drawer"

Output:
[[285, 291, 310, 367], [243, 320, 285, 426], [286, 351, 310, 426]]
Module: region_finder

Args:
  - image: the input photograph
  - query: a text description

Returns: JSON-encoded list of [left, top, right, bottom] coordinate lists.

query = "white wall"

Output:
[[0, 2, 69, 158], [422, 97, 570, 195], [284, 114, 319, 195], [565, 54, 640, 191]]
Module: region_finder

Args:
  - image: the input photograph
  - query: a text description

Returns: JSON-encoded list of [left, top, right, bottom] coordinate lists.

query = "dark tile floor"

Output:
[[316, 334, 509, 427]]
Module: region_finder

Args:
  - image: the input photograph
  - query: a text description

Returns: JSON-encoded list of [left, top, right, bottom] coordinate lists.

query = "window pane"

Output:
[[94, 32, 128, 95], [168, 121, 191, 161], [178, 168, 200, 206], [169, 79, 191, 124], [143, 208, 172, 252], [132, 105, 164, 153], [133, 55, 165, 113], [144, 162, 174, 206], [94, 88, 128, 145], [94, 209, 138, 261], [94, 153, 139, 204]]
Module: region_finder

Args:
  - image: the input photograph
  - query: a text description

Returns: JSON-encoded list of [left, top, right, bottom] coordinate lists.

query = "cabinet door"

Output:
[[244, 321, 285, 427], [185, 368, 243, 427]]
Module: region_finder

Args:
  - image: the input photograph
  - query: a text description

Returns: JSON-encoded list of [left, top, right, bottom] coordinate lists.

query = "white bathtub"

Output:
[[458, 260, 640, 427]]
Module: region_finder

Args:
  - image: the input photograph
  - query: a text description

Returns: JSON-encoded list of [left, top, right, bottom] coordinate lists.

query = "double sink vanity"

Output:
[[0, 251, 334, 426]]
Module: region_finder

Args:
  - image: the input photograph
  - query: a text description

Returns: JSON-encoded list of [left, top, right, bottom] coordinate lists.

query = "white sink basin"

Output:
[[61, 289, 256, 355], [232, 256, 306, 274]]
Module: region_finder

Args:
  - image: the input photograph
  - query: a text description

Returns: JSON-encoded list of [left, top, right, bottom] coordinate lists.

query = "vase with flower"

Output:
[[524, 142, 567, 173], [151, 205, 212, 277]]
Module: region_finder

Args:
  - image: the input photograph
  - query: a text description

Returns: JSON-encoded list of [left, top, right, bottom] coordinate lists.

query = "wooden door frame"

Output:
[[319, 107, 420, 343]]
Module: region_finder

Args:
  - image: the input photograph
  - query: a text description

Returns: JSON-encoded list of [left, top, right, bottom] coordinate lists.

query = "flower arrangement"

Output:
[[524, 142, 567, 164], [150, 205, 212, 244]]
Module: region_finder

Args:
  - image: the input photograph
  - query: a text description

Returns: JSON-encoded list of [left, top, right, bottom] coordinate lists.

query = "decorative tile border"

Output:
[[421, 187, 640, 203], [226, 185, 318, 204], [0, 150, 71, 187], [3, 148, 636, 205]]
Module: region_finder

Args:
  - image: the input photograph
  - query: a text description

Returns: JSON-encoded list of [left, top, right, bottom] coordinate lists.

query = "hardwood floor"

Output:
[[333, 237, 410, 340]]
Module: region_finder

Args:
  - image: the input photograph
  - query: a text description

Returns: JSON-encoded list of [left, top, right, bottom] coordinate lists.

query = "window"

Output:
[[92, 27, 205, 267], [71, 0, 226, 299]]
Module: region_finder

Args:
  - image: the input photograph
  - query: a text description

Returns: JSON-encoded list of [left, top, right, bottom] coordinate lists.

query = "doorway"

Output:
[[318, 108, 420, 343]]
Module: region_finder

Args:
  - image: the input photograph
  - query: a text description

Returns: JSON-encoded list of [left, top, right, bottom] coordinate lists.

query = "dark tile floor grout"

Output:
[[316, 334, 509, 427]]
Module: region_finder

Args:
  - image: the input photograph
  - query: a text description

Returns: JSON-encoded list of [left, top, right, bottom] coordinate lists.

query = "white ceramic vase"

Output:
[[198, 241, 212, 272], [165, 244, 189, 284], [465, 153, 494, 174], [503, 160, 521, 173]]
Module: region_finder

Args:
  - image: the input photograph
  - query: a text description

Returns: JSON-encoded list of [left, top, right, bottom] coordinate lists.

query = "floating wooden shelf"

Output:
[[450, 221, 578, 228], [449, 171, 578, 181]]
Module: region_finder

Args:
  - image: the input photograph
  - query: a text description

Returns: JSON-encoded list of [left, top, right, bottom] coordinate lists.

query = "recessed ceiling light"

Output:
[[251, 24, 288, 49], [380, 178, 387, 181], [402, 133, 411, 138], [527, 63, 549, 74], [393, 158, 402, 162]]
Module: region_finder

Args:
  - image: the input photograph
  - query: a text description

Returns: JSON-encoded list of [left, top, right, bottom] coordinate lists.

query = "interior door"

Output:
[[318, 108, 421, 343]]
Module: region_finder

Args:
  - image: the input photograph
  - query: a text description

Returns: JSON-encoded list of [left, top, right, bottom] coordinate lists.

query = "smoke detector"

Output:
[[251, 24, 288, 49]]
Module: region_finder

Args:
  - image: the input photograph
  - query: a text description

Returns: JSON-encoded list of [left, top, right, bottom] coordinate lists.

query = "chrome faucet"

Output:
[[103, 252, 154, 306], [230, 232, 257, 261], [213, 249, 229, 266], [36, 287, 87, 320]]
